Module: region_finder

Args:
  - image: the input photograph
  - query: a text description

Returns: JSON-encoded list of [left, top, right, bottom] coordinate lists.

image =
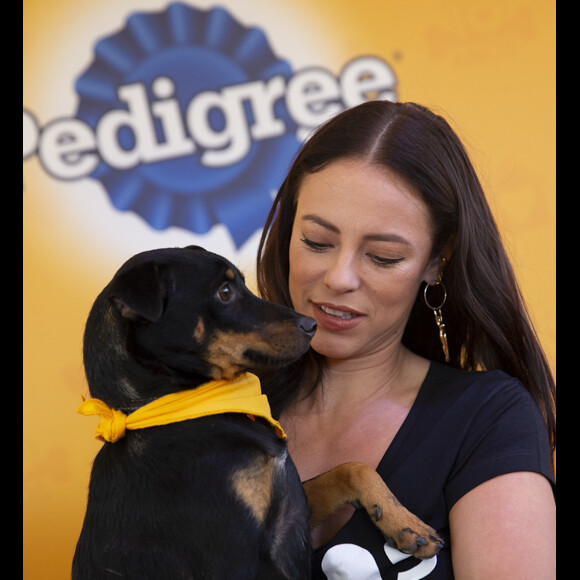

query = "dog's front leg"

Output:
[[302, 462, 443, 559]]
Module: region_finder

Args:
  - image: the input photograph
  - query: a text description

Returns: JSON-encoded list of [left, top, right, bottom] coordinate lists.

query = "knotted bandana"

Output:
[[78, 372, 286, 442]]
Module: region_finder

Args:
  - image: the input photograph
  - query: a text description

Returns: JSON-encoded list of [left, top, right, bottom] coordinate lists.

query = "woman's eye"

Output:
[[218, 283, 232, 302], [369, 255, 404, 267], [301, 237, 331, 251]]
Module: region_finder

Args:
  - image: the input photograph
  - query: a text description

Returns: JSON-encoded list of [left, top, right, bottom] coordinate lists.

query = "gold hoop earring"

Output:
[[424, 274, 450, 363]]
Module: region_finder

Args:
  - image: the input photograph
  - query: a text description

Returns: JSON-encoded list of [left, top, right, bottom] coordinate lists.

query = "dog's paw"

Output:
[[383, 522, 444, 559], [357, 500, 443, 559], [305, 462, 444, 559]]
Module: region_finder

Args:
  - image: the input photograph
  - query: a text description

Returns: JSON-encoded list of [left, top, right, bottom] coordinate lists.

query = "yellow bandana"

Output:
[[78, 372, 286, 442]]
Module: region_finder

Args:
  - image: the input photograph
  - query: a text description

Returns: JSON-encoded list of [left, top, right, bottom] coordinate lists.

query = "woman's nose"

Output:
[[323, 252, 360, 293]]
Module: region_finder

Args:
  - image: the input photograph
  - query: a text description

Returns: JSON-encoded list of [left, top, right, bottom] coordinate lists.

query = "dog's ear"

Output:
[[110, 260, 166, 322]]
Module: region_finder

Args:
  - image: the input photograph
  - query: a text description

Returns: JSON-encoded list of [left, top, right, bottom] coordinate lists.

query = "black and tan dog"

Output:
[[72, 246, 442, 579]]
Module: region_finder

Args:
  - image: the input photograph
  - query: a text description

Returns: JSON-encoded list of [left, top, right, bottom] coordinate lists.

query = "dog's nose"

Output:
[[298, 317, 317, 337]]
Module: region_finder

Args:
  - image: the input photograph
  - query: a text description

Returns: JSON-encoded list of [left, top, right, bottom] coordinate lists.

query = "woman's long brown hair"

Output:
[[256, 100, 556, 457]]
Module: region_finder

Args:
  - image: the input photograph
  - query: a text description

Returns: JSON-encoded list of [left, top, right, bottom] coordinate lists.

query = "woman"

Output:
[[256, 101, 555, 579]]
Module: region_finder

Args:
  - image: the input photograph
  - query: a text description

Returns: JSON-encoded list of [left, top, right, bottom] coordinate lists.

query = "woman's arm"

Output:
[[449, 471, 555, 579]]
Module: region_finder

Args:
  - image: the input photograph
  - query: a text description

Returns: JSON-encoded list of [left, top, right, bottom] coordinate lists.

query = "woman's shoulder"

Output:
[[424, 361, 531, 404], [419, 362, 556, 507], [417, 361, 546, 439]]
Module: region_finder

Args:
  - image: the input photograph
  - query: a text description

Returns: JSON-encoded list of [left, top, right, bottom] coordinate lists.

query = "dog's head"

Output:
[[83, 246, 316, 407]]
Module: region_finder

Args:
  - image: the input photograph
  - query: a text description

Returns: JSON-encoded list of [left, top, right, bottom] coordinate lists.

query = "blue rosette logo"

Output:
[[74, 2, 301, 247]]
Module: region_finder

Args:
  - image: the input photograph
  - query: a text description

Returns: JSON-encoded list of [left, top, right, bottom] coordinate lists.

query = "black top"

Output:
[[311, 362, 555, 579]]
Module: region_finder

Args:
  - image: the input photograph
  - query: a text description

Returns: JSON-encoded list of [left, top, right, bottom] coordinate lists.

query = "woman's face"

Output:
[[288, 158, 442, 362]]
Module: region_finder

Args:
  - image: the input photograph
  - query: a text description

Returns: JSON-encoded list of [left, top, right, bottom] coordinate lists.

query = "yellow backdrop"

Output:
[[23, 0, 555, 577]]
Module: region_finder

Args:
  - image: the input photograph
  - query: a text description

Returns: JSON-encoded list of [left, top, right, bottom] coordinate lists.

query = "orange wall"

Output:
[[23, 1, 555, 577]]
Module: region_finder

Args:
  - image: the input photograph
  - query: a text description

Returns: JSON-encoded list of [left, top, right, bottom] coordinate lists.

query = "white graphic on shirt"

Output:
[[321, 542, 437, 579], [321, 544, 382, 579], [384, 545, 437, 579]]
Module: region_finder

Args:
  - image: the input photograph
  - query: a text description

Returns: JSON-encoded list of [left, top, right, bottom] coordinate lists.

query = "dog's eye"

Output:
[[217, 283, 233, 302]]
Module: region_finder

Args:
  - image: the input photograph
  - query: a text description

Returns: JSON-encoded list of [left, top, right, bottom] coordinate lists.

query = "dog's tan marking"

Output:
[[193, 317, 205, 343], [302, 462, 443, 559], [225, 268, 236, 280], [205, 320, 314, 379], [231, 455, 275, 524], [205, 329, 258, 379]]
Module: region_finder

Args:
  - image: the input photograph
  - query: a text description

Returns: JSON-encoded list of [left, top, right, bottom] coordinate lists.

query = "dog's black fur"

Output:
[[73, 246, 317, 579]]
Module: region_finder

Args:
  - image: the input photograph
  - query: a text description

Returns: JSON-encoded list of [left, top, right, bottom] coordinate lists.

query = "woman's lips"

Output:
[[311, 302, 365, 330]]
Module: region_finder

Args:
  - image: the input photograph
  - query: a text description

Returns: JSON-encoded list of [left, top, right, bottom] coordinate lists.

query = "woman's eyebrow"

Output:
[[364, 232, 411, 245], [301, 214, 340, 233], [301, 213, 411, 245]]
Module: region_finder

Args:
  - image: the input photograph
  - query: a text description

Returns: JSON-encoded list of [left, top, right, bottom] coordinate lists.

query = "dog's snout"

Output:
[[298, 317, 317, 337]]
